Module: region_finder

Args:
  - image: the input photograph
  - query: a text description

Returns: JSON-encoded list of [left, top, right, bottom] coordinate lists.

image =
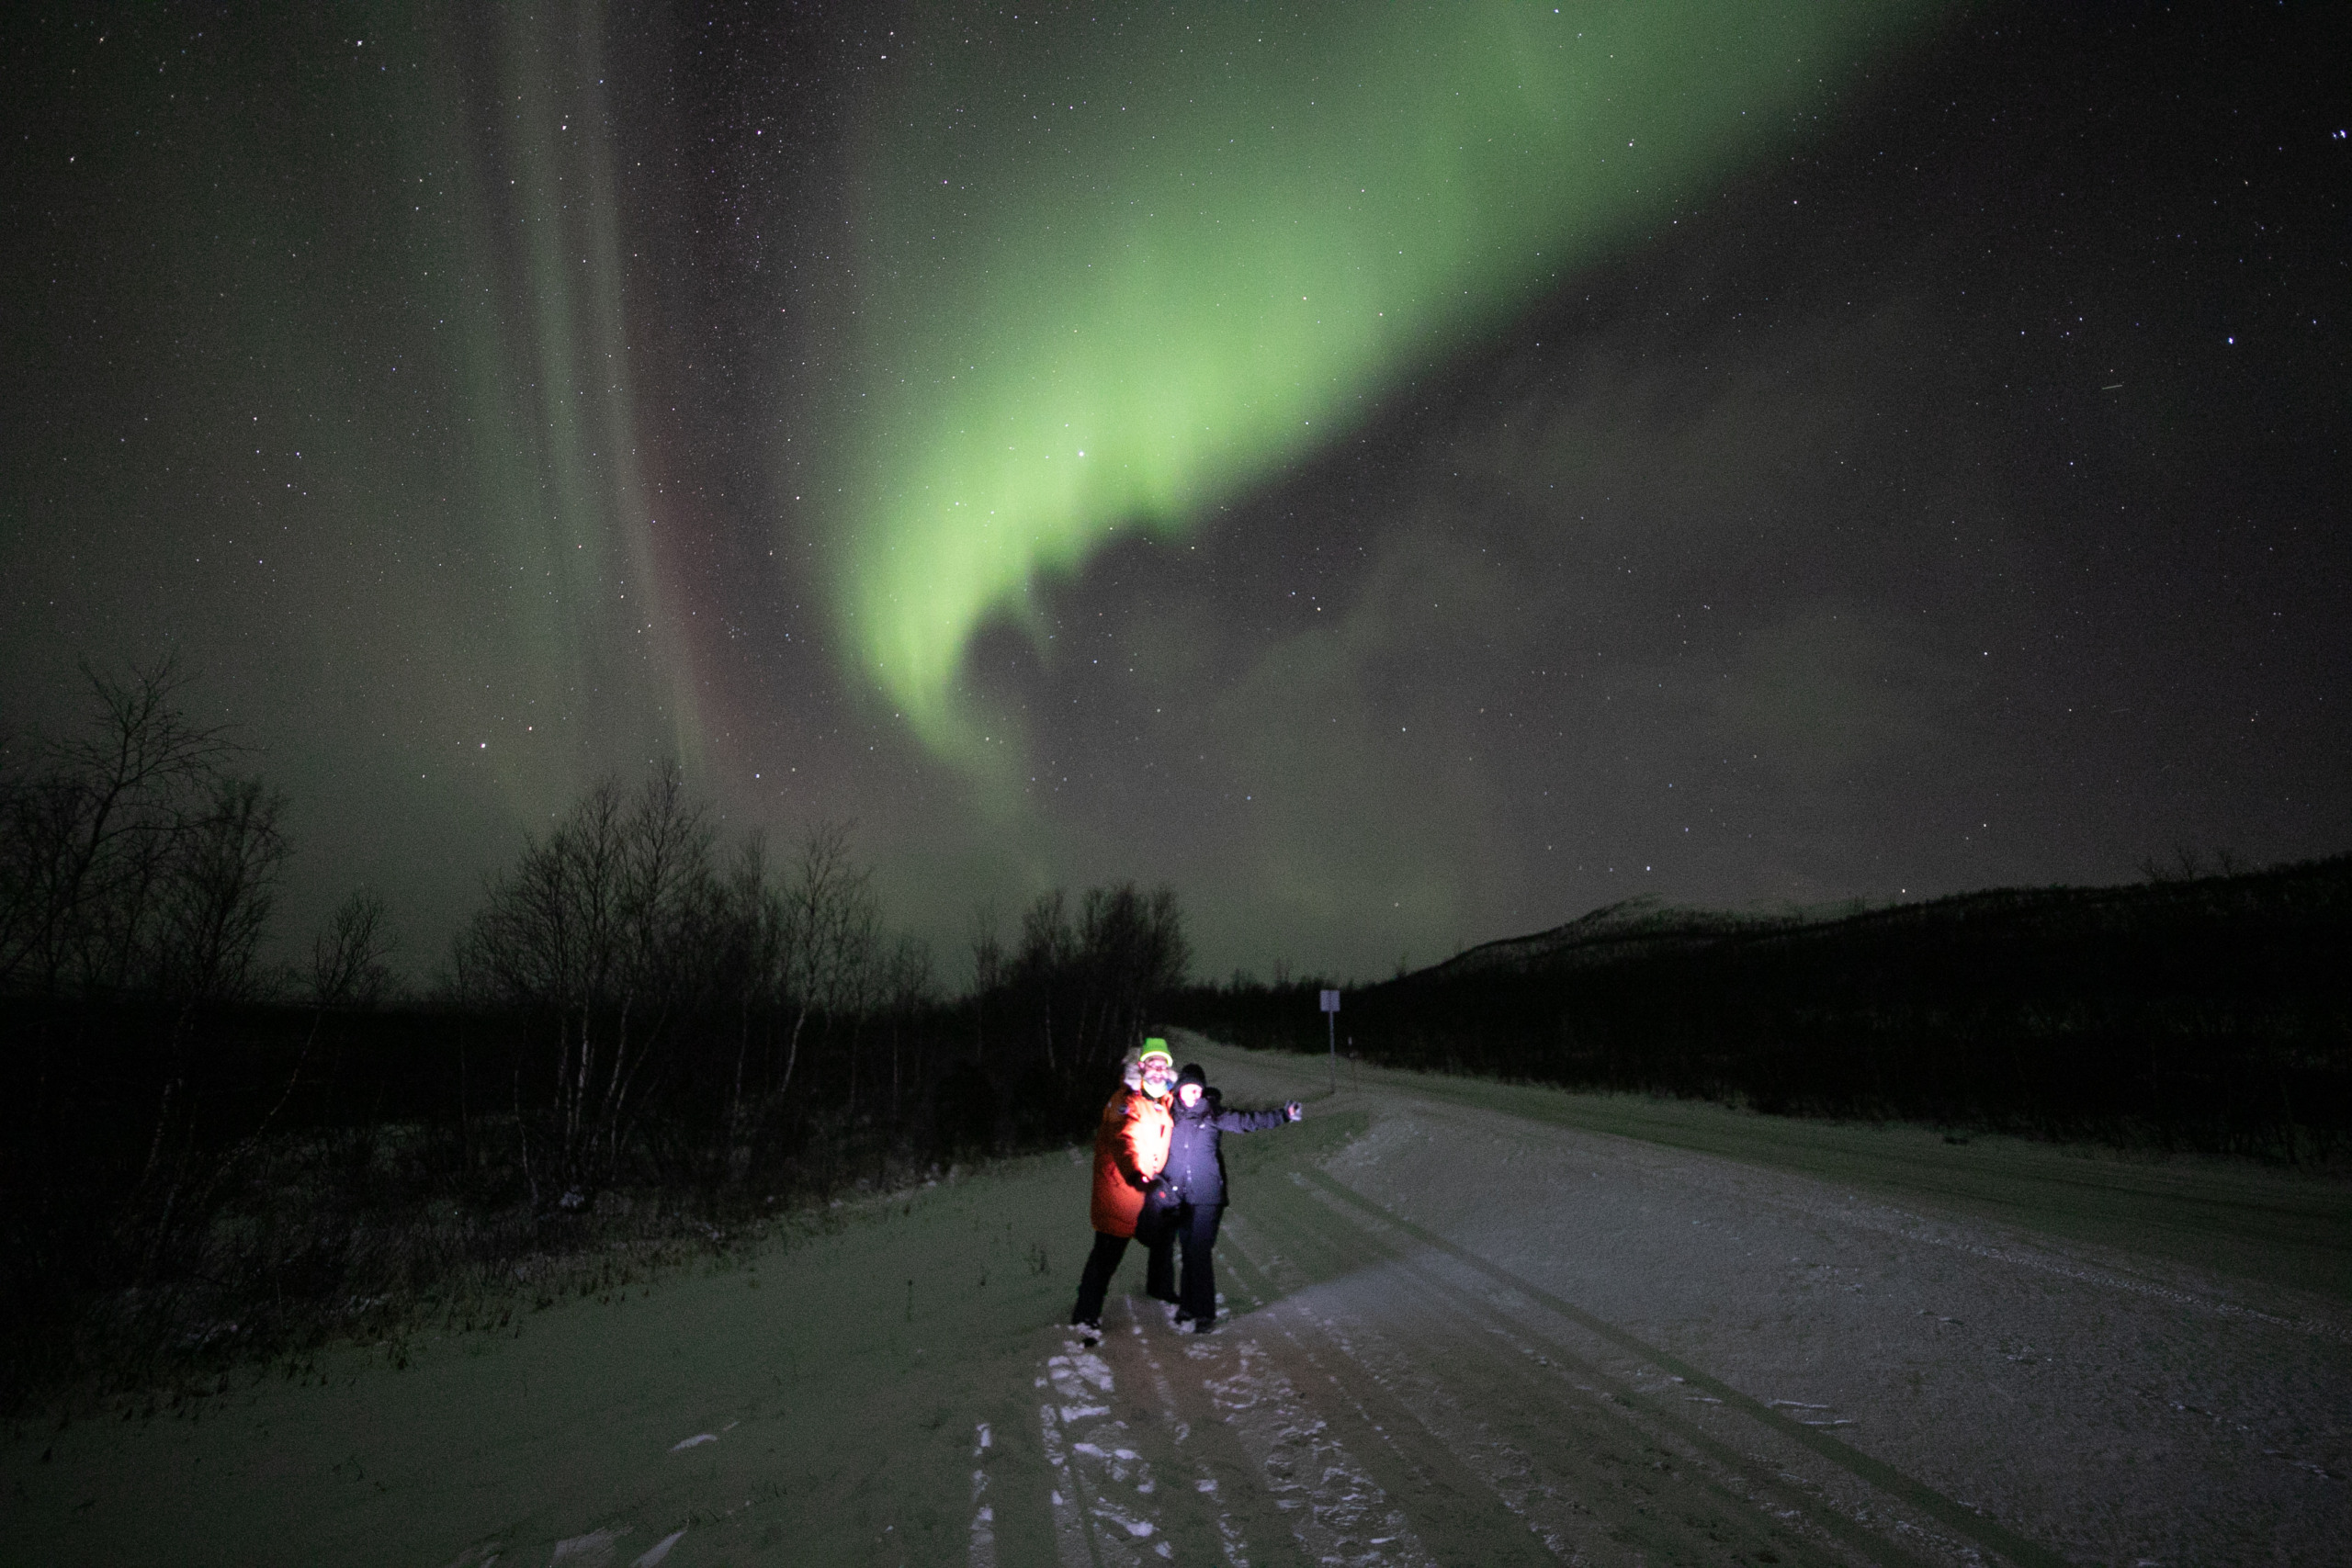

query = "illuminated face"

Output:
[[1141, 1059, 1175, 1096], [1177, 1082, 1204, 1109]]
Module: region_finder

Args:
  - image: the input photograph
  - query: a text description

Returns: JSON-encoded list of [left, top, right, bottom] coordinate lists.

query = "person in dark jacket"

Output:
[[1147, 1062, 1302, 1332]]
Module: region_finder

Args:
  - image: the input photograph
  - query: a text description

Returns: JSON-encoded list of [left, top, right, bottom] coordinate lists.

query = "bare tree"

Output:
[[722, 832, 782, 1155], [597, 766, 721, 1167], [2142, 844, 2245, 885], [967, 900, 1005, 996], [0, 657, 266, 999], [770, 822, 879, 1098], [1017, 889, 1074, 1072], [1075, 882, 1189, 1068], [997, 882, 1188, 1077], [966, 898, 1005, 1063], [311, 890, 396, 1009], [153, 773, 289, 1004], [454, 765, 723, 1196], [879, 931, 935, 1122]]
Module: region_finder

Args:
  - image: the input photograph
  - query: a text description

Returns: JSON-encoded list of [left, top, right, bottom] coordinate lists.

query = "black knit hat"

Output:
[[1177, 1062, 1207, 1089]]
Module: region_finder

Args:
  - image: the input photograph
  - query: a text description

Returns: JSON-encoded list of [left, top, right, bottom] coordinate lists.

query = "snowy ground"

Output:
[[6, 1034, 2347, 1566]]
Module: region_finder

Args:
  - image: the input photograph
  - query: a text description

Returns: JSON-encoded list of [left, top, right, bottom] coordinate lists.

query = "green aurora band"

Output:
[[834, 0, 1942, 773]]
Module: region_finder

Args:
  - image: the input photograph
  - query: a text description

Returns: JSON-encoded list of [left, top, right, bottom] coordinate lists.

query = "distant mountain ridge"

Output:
[[1408, 853, 2352, 988], [1177, 852, 2352, 1157], [1417, 898, 1796, 981]]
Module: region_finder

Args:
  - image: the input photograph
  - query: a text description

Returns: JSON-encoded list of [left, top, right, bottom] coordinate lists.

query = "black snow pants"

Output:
[[1071, 1229, 1170, 1326], [1146, 1200, 1225, 1323]]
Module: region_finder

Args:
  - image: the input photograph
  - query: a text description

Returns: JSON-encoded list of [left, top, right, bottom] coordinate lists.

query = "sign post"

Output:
[[1319, 988, 1341, 1094]]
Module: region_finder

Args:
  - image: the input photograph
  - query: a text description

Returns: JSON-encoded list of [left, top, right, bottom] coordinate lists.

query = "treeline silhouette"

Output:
[[1, 662, 1186, 1409], [1, 658, 293, 1005], [1173, 858, 2352, 1161]]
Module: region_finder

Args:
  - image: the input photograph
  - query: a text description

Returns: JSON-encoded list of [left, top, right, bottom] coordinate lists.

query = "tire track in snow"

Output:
[[1038, 1279, 1442, 1566], [1296, 1164, 2073, 1568], [1216, 1213, 1595, 1566], [1186, 1327, 1435, 1567], [1040, 1337, 1170, 1565], [1240, 1181, 1918, 1567], [1123, 1305, 1256, 1568], [1036, 1395, 1096, 1568], [1226, 1251, 1624, 1564], [1365, 1095, 2352, 1348]]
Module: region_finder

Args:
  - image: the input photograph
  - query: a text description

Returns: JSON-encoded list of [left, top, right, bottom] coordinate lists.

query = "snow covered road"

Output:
[[1002, 1042, 2349, 1567], [6, 1037, 2346, 1566]]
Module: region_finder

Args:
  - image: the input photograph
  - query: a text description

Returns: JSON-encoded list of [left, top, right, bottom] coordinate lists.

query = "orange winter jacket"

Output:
[[1089, 1087, 1174, 1236]]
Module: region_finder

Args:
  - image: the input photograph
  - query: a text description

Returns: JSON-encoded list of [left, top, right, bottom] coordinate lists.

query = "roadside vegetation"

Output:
[[1171, 857, 2352, 1165], [0, 660, 1185, 1414]]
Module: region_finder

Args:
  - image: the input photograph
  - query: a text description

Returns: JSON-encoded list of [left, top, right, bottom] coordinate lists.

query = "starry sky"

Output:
[[5, 2, 2346, 986]]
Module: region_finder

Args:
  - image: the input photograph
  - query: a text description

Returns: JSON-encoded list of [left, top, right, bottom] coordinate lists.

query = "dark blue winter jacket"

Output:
[[1157, 1089, 1286, 1207]]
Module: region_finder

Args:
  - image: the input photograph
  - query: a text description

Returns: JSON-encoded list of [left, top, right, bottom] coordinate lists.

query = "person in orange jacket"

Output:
[[1069, 1040, 1178, 1342]]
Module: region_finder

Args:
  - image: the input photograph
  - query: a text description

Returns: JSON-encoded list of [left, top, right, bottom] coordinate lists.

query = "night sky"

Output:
[[6, 2, 2346, 987]]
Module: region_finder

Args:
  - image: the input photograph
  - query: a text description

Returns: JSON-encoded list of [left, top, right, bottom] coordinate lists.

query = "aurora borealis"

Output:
[[835, 2, 1934, 765], [5, 2, 2346, 984]]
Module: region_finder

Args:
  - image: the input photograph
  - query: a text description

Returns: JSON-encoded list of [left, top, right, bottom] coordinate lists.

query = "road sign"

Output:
[[1319, 989, 1341, 1092]]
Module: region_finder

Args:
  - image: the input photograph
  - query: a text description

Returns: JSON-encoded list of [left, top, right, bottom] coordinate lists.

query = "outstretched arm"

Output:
[[1212, 1103, 1299, 1134]]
